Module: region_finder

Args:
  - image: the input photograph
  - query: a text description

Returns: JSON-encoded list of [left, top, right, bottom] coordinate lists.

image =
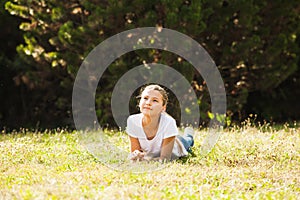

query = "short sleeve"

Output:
[[126, 114, 143, 138], [161, 114, 178, 139]]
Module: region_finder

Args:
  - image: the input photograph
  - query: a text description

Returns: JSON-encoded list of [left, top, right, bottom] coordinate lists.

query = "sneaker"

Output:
[[184, 127, 194, 137]]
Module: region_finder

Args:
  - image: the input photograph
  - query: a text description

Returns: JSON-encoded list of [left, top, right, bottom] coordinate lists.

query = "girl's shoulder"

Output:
[[161, 112, 176, 123], [159, 112, 178, 136], [127, 113, 143, 122], [126, 113, 143, 133]]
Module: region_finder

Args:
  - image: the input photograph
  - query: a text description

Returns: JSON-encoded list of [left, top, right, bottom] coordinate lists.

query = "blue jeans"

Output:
[[177, 134, 194, 152]]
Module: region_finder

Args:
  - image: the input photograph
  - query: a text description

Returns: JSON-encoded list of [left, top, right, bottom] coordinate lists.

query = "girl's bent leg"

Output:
[[177, 127, 194, 152]]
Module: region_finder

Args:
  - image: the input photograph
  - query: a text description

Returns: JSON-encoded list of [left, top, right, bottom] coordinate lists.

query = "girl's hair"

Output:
[[139, 84, 168, 106]]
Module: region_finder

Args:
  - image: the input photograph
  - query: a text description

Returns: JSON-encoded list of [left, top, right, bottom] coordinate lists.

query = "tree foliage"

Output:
[[2, 0, 300, 128], [0, 0, 24, 128]]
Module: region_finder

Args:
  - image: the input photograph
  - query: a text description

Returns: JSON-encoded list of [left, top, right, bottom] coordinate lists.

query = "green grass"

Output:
[[0, 123, 299, 199]]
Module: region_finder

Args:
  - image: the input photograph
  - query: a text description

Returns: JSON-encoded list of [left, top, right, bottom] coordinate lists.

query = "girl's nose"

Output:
[[145, 99, 151, 105]]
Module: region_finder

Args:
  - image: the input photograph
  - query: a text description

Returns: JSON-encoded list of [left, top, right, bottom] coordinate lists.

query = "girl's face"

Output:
[[139, 89, 166, 117]]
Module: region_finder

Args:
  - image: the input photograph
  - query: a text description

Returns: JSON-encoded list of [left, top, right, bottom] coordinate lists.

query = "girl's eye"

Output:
[[153, 99, 158, 102], [143, 97, 148, 100]]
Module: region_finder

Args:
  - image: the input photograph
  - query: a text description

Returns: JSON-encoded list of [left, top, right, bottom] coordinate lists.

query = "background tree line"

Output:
[[1, 0, 300, 129]]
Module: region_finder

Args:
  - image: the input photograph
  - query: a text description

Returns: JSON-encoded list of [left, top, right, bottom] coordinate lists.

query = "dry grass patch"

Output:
[[0, 124, 299, 199]]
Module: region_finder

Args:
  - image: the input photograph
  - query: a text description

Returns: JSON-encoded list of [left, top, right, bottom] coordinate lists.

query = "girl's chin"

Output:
[[141, 110, 153, 116], [141, 111, 161, 118], [141, 110, 151, 115]]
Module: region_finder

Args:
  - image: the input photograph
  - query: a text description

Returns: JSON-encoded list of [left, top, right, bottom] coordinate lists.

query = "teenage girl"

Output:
[[126, 84, 194, 162]]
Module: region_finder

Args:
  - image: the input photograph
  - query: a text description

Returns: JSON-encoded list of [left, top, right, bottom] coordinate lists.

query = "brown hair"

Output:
[[139, 84, 168, 106]]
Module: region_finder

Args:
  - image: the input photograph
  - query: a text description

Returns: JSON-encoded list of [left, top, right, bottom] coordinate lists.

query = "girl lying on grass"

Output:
[[126, 84, 194, 163]]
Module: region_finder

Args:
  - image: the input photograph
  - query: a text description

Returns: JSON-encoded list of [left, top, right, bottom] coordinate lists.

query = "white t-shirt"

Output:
[[126, 113, 188, 159]]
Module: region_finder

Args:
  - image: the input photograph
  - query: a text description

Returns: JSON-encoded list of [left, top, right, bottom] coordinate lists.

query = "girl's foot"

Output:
[[184, 127, 194, 137]]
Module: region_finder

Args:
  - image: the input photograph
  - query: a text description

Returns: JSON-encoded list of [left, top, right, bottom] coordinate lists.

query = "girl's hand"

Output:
[[128, 150, 146, 161]]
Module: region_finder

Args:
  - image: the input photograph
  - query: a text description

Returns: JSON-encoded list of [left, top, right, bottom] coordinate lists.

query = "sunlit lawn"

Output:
[[0, 121, 299, 199]]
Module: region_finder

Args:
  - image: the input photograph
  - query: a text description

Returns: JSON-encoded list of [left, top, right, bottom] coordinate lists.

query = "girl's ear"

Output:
[[162, 105, 166, 112]]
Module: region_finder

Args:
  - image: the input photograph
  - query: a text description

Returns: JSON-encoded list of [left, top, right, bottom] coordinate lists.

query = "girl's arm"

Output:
[[128, 136, 146, 161], [129, 136, 142, 152], [160, 136, 175, 161]]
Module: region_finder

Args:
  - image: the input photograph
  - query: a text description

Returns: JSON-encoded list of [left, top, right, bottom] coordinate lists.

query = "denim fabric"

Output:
[[177, 134, 194, 152]]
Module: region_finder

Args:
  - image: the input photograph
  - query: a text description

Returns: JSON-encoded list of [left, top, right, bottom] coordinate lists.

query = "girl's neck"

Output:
[[142, 113, 161, 128], [142, 114, 161, 140]]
